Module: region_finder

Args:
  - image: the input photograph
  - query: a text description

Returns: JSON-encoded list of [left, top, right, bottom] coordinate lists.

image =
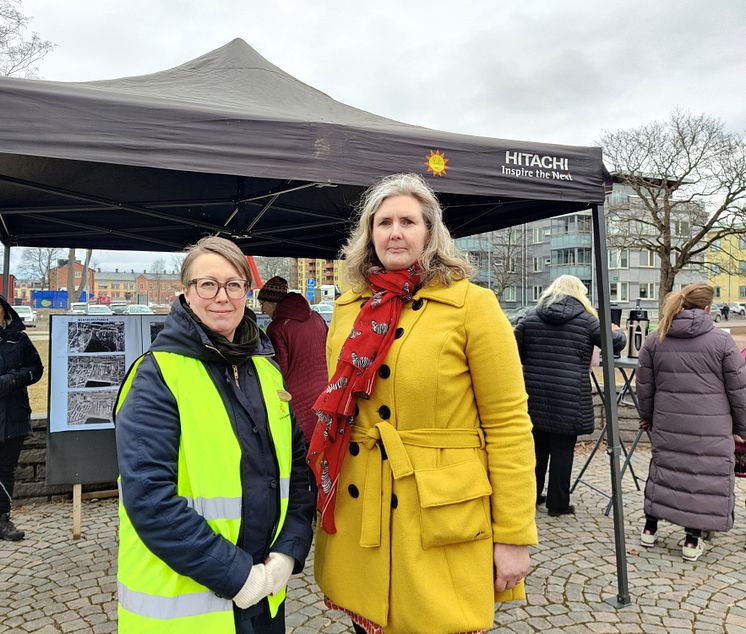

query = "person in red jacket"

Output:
[[258, 277, 328, 445]]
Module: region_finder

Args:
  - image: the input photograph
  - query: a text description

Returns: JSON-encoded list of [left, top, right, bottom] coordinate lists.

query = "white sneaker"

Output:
[[640, 529, 657, 548], [682, 540, 705, 561]]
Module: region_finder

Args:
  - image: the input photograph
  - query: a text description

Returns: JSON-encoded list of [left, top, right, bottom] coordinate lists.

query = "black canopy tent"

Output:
[[0, 39, 630, 605]]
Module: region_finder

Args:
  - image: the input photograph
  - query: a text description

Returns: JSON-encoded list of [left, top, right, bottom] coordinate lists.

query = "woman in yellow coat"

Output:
[[308, 173, 538, 634]]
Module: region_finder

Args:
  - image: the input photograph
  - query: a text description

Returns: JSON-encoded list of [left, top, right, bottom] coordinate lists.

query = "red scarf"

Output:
[[307, 266, 420, 533]]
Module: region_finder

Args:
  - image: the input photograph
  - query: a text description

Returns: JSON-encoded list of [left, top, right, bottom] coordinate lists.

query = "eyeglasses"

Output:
[[189, 278, 249, 299]]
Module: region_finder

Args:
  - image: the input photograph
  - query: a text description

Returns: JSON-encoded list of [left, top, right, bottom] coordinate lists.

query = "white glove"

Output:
[[265, 552, 295, 595], [233, 563, 274, 609]]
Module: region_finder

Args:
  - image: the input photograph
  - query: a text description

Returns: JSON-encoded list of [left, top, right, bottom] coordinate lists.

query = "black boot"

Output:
[[0, 512, 25, 541]]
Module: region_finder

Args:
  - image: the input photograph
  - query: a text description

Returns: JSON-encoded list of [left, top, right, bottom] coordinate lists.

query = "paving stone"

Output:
[[1, 447, 744, 632]]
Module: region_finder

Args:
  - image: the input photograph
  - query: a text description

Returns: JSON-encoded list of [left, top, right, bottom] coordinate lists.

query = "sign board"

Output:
[[306, 277, 315, 302], [46, 313, 166, 484]]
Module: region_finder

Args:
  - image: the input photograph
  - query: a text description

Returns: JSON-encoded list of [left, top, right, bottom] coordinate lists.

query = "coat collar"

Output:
[[337, 277, 469, 308]]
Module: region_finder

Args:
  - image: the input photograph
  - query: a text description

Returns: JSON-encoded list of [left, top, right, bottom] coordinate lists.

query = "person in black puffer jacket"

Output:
[[0, 295, 43, 541], [514, 275, 625, 517]]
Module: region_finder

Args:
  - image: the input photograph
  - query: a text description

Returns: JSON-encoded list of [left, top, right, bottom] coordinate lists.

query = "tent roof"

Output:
[[0, 38, 605, 257]]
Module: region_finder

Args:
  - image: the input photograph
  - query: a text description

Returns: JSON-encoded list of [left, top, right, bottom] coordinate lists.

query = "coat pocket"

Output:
[[414, 459, 493, 549]]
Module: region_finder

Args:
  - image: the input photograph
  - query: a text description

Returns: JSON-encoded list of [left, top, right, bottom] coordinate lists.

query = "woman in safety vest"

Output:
[[308, 174, 538, 634], [116, 236, 314, 633]]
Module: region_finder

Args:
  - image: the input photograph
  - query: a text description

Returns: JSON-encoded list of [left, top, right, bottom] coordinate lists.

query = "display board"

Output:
[[46, 313, 166, 484]]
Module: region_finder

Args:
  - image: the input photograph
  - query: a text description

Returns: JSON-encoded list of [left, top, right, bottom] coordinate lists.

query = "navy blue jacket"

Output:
[[115, 297, 314, 623], [514, 296, 626, 436], [0, 296, 43, 442]]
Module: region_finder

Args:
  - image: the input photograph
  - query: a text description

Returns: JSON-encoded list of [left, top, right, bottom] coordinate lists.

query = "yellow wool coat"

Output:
[[315, 278, 538, 634]]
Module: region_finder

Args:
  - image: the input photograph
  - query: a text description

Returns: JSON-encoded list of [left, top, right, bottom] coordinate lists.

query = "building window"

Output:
[[739, 286, 746, 299], [639, 250, 655, 268], [507, 258, 516, 273], [739, 261, 746, 275], [610, 282, 629, 303], [532, 227, 543, 244], [711, 264, 721, 275], [553, 248, 575, 266], [715, 286, 721, 298], [639, 283, 656, 300], [503, 286, 517, 302], [674, 219, 690, 237], [74, 271, 81, 278], [608, 249, 629, 269], [739, 237, 746, 249], [532, 257, 543, 273], [532, 286, 543, 302]]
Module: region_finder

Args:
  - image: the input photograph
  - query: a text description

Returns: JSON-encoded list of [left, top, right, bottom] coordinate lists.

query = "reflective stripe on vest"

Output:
[[116, 352, 293, 632]]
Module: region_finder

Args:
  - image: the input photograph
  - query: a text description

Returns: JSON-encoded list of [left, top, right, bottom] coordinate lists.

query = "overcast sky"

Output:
[[8, 0, 746, 273]]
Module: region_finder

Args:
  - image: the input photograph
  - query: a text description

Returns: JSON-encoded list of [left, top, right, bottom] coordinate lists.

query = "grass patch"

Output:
[[28, 338, 49, 415]]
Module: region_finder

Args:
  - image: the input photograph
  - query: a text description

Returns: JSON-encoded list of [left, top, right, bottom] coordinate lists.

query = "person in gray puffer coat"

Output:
[[515, 275, 626, 517], [636, 283, 746, 562]]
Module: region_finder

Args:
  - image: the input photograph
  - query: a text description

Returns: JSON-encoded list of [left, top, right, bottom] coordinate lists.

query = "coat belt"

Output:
[[350, 423, 486, 547]]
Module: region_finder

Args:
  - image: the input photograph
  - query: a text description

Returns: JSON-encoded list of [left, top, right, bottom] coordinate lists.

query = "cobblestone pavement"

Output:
[[2, 447, 745, 633]]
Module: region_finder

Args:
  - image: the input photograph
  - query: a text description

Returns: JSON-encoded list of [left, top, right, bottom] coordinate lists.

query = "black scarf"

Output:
[[183, 299, 261, 366]]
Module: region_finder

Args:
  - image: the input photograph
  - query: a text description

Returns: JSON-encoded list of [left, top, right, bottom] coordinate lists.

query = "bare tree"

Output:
[[170, 253, 185, 275], [600, 111, 746, 310], [66, 248, 93, 305], [253, 256, 292, 285], [485, 227, 526, 301], [149, 258, 168, 304], [17, 246, 63, 287], [0, 0, 54, 77]]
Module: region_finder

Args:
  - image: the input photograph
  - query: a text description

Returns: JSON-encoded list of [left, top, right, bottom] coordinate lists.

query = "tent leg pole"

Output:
[[591, 203, 632, 608], [2, 243, 10, 300]]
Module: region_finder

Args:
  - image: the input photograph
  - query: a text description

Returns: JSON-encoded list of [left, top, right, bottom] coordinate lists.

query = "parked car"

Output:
[[86, 304, 113, 316], [124, 304, 154, 314], [11, 305, 37, 327], [310, 303, 335, 321], [710, 304, 723, 322], [69, 302, 88, 315], [728, 302, 746, 316], [110, 302, 130, 315], [504, 306, 532, 326]]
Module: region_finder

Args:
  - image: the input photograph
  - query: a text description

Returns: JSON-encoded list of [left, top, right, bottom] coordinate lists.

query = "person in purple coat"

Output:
[[636, 284, 746, 561]]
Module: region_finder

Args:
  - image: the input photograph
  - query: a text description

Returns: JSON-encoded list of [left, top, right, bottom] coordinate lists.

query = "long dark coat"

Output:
[[636, 308, 746, 531], [514, 296, 626, 436], [0, 296, 43, 442]]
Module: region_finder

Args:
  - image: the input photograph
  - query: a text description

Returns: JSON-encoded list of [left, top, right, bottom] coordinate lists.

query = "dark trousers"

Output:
[[0, 436, 25, 516], [533, 430, 577, 513], [644, 514, 702, 541], [235, 603, 285, 633]]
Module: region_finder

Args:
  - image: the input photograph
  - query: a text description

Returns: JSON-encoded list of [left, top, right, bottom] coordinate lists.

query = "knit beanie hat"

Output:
[[257, 276, 289, 303]]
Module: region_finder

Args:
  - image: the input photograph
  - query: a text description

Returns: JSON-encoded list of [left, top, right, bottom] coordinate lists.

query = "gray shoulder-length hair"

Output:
[[341, 173, 474, 290], [180, 235, 252, 287]]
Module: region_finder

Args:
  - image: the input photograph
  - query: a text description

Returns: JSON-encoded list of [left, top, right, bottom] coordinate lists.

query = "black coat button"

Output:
[[378, 405, 391, 420], [348, 484, 359, 498], [395, 327, 404, 339], [269, 479, 277, 489], [391, 494, 398, 509], [412, 298, 424, 311], [349, 442, 360, 456], [378, 364, 391, 379]]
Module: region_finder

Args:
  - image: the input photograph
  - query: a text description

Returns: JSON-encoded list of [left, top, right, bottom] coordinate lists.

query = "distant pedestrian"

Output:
[[514, 275, 626, 517], [0, 296, 43, 541], [636, 283, 746, 561], [722, 303, 730, 321], [258, 276, 328, 445]]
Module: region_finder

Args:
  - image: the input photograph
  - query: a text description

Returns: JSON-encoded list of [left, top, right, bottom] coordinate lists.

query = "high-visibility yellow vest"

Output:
[[116, 351, 293, 633]]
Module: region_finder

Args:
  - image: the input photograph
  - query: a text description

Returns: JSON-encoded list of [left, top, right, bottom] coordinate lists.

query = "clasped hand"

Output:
[[493, 543, 530, 593]]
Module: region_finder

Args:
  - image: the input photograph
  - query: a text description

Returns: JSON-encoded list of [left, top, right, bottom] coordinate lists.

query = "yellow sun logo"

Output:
[[425, 149, 448, 176]]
